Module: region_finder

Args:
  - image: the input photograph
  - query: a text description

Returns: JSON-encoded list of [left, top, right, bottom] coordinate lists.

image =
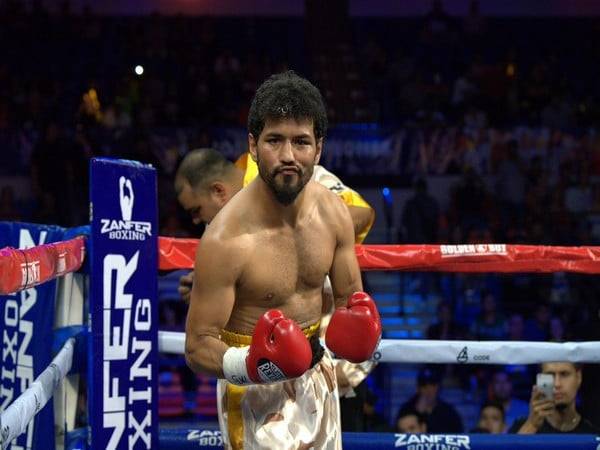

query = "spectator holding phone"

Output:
[[510, 362, 599, 434]]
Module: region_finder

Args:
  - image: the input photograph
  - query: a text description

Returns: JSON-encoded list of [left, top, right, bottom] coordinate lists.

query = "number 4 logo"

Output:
[[456, 346, 469, 363]]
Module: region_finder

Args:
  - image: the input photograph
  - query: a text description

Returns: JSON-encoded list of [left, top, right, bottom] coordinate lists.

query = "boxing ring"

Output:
[[1, 157, 600, 450]]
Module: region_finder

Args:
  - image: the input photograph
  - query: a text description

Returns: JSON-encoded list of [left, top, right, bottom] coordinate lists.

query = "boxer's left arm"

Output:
[[326, 197, 382, 363], [328, 198, 363, 306]]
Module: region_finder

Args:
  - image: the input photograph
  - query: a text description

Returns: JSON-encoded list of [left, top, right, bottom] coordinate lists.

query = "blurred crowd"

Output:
[[1, 0, 600, 435], [358, 0, 600, 128], [0, 1, 599, 234]]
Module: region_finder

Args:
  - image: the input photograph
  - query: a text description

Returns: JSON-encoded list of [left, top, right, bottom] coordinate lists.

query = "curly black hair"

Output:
[[248, 70, 328, 141]]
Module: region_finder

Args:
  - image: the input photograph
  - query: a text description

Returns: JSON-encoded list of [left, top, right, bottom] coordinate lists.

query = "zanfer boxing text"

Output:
[[100, 219, 152, 241], [103, 251, 153, 449], [187, 430, 223, 446], [394, 434, 471, 450]]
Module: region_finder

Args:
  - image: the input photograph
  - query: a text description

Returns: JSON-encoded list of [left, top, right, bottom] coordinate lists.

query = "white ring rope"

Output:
[[158, 331, 600, 364], [0, 338, 74, 450], [374, 339, 600, 364]]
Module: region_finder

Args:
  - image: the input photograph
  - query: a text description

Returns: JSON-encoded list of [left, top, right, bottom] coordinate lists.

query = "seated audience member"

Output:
[[340, 381, 392, 432], [510, 362, 600, 434], [396, 408, 427, 433], [504, 315, 535, 396], [427, 301, 470, 390], [548, 316, 565, 342], [474, 400, 505, 433], [427, 301, 465, 340], [488, 370, 529, 430], [363, 388, 393, 432], [398, 368, 464, 433], [339, 379, 367, 432], [507, 313, 525, 341], [469, 291, 507, 340], [523, 303, 550, 341]]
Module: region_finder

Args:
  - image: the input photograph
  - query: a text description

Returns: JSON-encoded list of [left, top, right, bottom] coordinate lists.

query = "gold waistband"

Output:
[[221, 320, 321, 348]]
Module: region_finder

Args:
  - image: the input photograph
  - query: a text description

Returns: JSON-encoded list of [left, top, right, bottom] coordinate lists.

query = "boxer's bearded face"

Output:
[[250, 118, 322, 205]]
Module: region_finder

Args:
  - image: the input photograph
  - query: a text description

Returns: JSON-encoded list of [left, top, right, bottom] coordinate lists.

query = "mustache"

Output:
[[274, 165, 301, 174]]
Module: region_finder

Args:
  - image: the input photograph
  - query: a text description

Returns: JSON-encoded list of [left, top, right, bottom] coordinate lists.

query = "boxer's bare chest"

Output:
[[236, 221, 335, 306]]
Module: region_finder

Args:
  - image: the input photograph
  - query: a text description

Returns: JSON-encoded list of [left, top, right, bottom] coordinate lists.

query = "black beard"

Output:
[[257, 161, 313, 206], [271, 178, 301, 205]]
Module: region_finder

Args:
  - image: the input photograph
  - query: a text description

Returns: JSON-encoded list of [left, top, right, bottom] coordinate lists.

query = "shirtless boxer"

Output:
[[175, 125, 376, 401], [184, 71, 381, 449]]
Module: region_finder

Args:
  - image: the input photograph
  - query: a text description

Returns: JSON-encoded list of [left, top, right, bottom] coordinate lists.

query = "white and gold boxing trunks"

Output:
[[217, 324, 342, 450]]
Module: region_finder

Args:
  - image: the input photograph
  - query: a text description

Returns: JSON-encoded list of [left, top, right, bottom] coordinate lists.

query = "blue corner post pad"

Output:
[[53, 325, 88, 374], [93, 156, 154, 169], [63, 225, 91, 240]]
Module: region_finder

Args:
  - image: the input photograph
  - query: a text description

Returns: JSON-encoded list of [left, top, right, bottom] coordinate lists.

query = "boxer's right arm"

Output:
[[184, 233, 241, 377]]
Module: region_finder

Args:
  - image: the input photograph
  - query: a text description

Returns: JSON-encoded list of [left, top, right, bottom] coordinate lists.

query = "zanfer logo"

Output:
[[119, 176, 134, 221], [100, 176, 152, 241], [394, 434, 471, 450], [187, 430, 223, 446]]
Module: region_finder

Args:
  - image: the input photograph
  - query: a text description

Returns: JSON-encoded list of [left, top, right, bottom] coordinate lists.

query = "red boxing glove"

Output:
[[325, 292, 382, 363], [223, 310, 312, 385]]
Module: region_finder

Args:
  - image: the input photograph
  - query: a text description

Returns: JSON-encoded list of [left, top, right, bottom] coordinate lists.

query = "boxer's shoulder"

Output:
[[310, 182, 353, 231], [311, 181, 346, 208], [199, 217, 255, 275], [203, 222, 255, 255]]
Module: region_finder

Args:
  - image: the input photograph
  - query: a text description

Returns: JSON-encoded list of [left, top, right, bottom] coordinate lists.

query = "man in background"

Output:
[[510, 362, 599, 434], [397, 367, 464, 433], [474, 401, 505, 433], [488, 369, 529, 430], [396, 409, 427, 433]]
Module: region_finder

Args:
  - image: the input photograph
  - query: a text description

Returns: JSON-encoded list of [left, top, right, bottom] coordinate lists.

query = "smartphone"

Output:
[[536, 373, 554, 400]]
